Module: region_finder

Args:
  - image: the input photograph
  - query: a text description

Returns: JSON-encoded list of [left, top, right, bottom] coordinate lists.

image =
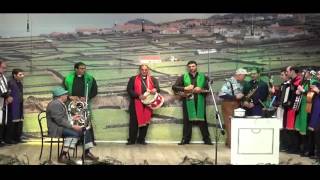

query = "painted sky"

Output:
[[0, 13, 219, 37]]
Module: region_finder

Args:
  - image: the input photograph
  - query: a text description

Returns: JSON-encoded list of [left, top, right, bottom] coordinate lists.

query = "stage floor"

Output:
[[0, 141, 317, 165]]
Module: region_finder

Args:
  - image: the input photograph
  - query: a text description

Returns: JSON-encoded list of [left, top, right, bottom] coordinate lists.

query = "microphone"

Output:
[[27, 21, 29, 32], [27, 14, 30, 32], [220, 129, 225, 135]]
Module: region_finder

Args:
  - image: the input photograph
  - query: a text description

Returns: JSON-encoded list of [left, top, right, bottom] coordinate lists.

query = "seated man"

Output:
[[46, 86, 98, 163]]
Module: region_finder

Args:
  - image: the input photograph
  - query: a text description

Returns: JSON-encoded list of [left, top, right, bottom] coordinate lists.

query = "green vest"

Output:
[[64, 72, 94, 97], [183, 72, 206, 121]]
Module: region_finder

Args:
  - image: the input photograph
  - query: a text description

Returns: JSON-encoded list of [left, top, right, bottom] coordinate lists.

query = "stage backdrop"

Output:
[[0, 13, 319, 142]]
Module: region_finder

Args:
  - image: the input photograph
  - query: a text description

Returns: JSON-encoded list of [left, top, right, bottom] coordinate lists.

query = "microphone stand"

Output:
[[207, 79, 225, 165], [81, 83, 89, 165]]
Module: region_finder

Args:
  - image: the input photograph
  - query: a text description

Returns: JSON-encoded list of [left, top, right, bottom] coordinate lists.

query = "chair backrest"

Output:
[[37, 110, 48, 137]]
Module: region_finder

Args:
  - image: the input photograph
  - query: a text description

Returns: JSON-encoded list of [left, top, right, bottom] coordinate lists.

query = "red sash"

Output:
[[134, 75, 154, 127]]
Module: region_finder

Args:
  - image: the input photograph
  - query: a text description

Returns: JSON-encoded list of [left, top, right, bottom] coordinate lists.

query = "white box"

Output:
[[231, 117, 281, 165]]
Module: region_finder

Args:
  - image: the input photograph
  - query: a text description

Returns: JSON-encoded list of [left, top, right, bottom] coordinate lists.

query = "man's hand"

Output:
[[72, 114, 81, 121], [248, 102, 255, 109], [184, 84, 194, 91], [193, 87, 202, 94], [69, 96, 79, 101], [79, 97, 86, 102], [72, 125, 83, 132], [242, 101, 250, 108], [269, 86, 276, 94], [242, 101, 254, 109], [5, 96, 13, 105], [296, 89, 301, 95], [311, 85, 320, 94], [297, 85, 305, 93], [235, 93, 244, 100], [139, 95, 147, 100], [150, 88, 157, 95]]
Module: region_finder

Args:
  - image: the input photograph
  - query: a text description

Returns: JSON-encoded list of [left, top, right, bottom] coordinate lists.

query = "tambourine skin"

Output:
[[141, 91, 158, 105], [148, 94, 164, 110]]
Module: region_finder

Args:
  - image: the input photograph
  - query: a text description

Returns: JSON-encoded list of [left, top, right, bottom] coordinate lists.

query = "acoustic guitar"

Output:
[[175, 89, 210, 99], [306, 90, 315, 113]]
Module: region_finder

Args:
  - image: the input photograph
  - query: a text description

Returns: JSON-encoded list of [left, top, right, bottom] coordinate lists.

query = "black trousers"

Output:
[[89, 126, 95, 144], [0, 109, 7, 142], [0, 124, 4, 142], [128, 102, 150, 143], [299, 114, 315, 155], [182, 117, 211, 142], [313, 130, 320, 157], [4, 121, 23, 142], [128, 117, 149, 143], [280, 129, 289, 149], [287, 130, 301, 152], [300, 129, 315, 155]]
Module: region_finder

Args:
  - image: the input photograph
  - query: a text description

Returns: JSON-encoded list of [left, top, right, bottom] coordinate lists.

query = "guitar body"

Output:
[[175, 89, 193, 98], [306, 91, 315, 113], [175, 89, 209, 99]]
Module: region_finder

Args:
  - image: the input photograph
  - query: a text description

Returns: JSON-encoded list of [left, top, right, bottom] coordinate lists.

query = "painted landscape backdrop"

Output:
[[1, 13, 319, 142]]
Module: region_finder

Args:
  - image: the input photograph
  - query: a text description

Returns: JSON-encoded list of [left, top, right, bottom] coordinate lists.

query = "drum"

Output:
[[141, 91, 164, 110]]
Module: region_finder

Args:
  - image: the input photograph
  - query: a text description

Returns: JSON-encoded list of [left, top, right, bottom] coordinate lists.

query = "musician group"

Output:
[[218, 64, 320, 161], [1, 57, 320, 163], [276, 66, 320, 159]]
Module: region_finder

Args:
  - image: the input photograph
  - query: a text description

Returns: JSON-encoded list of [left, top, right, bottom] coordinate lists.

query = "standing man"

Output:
[[285, 66, 302, 154], [242, 68, 269, 116], [0, 61, 12, 147], [46, 86, 98, 163], [296, 69, 319, 157], [63, 62, 98, 145], [308, 70, 320, 159], [172, 61, 212, 145], [126, 64, 160, 145], [5, 69, 24, 144], [276, 69, 291, 152], [219, 68, 247, 148]]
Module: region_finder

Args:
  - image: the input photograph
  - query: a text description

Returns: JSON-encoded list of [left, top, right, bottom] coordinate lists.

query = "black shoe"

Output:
[[309, 155, 320, 160], [287, 149, 300, 155], [280, 147, 288, 152], [126, 142, 135, 145], [137, 140, 147, 145], [300, 152, 308, 157], [300, 151, 315, 157], [84, 152, 99, 161], [178, 140, 190, 145], [5, 140, 17, 144], [18, 140, 27, 144], [58, 153, 69, 164], [0, 142, 5, 147], [204, 141, 213, 145]]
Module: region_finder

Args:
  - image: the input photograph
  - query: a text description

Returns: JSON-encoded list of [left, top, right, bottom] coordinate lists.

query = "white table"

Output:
[[230, 117, 282, 165]]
